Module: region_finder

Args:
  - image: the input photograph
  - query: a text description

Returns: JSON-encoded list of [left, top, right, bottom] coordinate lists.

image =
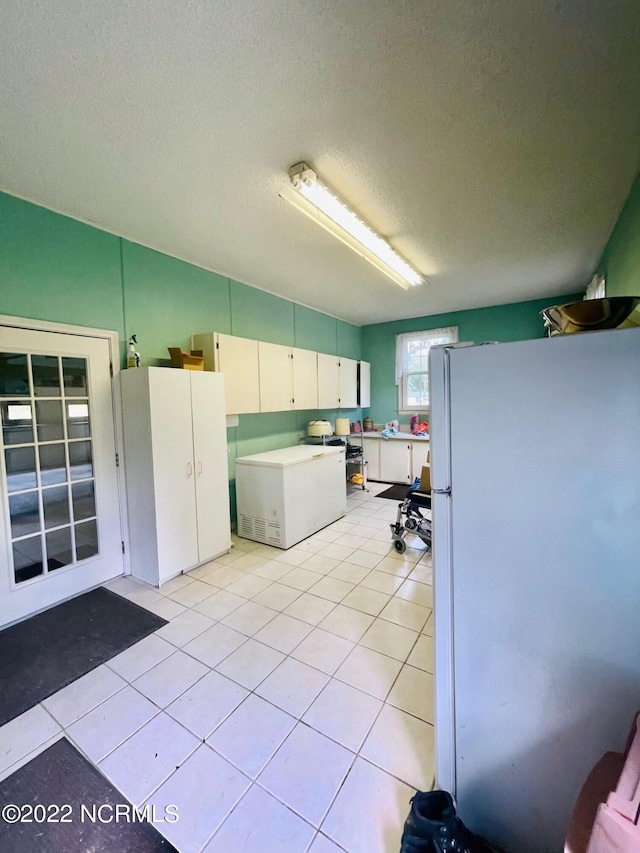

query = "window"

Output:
[[585, 273, 606, 300], [396, 326, 458, 411]]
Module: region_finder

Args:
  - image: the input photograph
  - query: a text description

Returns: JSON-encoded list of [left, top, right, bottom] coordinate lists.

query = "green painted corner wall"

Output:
[[362, 294, 583, 425], [0, 191, 362, 524], [598, 173, 640, 297]]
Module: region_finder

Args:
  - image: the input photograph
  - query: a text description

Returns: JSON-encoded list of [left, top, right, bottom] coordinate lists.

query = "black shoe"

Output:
[[400, 790, 497, 853]]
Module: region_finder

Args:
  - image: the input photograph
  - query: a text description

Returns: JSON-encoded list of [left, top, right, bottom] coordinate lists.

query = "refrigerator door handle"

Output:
[[432, 487, 451, 495]]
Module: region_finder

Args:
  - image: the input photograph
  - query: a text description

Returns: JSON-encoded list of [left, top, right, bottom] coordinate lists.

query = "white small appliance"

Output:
[[307, 420, 333, 437]]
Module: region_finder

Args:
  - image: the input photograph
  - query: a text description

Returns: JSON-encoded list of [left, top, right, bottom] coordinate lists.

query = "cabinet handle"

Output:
[[187, 462, 193, 477], [197, 461, 203, 475]]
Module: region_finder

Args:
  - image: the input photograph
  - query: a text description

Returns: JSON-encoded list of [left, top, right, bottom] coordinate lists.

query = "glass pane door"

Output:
[[1, 352, 98, 584]]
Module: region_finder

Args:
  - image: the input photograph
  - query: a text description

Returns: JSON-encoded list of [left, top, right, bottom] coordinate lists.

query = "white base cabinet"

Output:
[[121, 367, 231, 586], [379, 440, 413, 485], [363, 436, 430, 484], [363, 438, 380, 480]]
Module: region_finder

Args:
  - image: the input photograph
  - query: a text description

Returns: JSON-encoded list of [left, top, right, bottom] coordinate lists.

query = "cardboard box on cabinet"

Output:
[[420, 465, 431, 491]]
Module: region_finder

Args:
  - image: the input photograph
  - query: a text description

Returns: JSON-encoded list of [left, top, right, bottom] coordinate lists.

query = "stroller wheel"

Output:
[[393, 538, 407, 554]]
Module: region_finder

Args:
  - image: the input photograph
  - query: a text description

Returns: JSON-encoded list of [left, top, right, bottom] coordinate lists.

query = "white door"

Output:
[[190, 371, 231, 561], [358, 361, 371, 407], [148, 369, 198, 581], [216, 333, 260, 414], [258, 341, 293, 412], [317, 353, 340, 408], [363, 438, 380, 480], [338, 357, 358, 408], [0, 325, 123, 628], [379, 440, 412, 483], [292, 348, 318, 411]]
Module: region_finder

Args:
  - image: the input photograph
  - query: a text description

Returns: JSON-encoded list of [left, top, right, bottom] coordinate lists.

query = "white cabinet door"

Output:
[[292, 347, 318, 411], [358, 361, 371, 407], [339, 357, 358, 409], [148, 370, 199, 581], [317, 352, 340, 409], [410, 441, 430, 480], [379, 440, 412, 484], [190, 371, 231, 562], [363, 438, 380, 480], [215, 333, 260, 414], [259, 341, 293, 412]]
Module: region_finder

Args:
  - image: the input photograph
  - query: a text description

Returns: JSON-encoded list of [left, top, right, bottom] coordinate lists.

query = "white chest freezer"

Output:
[[235, 444, 346, 548]]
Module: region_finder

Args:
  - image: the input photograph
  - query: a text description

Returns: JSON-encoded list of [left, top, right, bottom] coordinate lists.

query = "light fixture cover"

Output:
[[280, 162, 425, 290]]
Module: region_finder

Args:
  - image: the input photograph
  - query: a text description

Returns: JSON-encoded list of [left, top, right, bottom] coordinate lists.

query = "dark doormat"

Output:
[[0, 737, 177, 852], [0, 587, 167, 726], [378, 484, 413, 501]]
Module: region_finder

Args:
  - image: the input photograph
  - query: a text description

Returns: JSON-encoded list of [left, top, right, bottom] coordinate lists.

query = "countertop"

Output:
[[354, 431, 429, 441]]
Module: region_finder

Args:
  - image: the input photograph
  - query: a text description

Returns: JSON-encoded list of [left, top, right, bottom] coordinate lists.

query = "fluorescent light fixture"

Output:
[[280, 162, 425, 290]]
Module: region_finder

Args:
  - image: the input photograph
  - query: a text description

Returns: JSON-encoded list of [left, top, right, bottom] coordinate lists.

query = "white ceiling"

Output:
[[1, 1, 639, 326]]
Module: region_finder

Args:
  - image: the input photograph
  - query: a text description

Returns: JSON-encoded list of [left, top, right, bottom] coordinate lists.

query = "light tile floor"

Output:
[[0, 483, 434, 853]]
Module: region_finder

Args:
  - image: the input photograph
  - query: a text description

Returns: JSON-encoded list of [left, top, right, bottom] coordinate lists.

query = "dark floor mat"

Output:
[[0, 738, 177, 852], [377, 483, 414, 501], [0, 586, 167, 726]]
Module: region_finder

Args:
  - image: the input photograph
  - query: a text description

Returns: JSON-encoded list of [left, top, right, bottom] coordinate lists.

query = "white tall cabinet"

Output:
[[121, 367, 231, 586]]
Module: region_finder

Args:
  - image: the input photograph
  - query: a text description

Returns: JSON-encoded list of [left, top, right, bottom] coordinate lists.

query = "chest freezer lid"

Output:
[[235, 444, 345, 468]]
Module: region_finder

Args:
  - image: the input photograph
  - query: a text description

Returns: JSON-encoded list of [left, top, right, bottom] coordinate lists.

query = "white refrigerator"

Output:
[[235, 444, 346, 548], [429, 328, 640, 853]]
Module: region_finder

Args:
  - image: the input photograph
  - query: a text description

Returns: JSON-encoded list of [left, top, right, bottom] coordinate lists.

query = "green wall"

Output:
[[362, 295, 582, 425], [7, 176, 636, 519], [0, 194, 124, 335], [598, 174, 640, 297], [0, 191, 362, 520]]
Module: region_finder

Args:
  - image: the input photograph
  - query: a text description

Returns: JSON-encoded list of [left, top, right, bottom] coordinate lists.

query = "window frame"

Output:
[[396, 326, 459, 413]]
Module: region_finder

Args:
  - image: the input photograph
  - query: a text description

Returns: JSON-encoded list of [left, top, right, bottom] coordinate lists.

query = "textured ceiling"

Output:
[[1, 0, 639, 325]]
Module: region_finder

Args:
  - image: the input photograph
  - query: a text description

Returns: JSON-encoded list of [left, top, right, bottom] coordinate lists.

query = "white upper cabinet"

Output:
[[317, 352, 340, 408], [358, 361, 371, 407], [292, 347, 318, 410], [339, 357, 358, 409], [193, 331, 361, 415], [258, 341, 293, 412], [192, 332, 260, 414]]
